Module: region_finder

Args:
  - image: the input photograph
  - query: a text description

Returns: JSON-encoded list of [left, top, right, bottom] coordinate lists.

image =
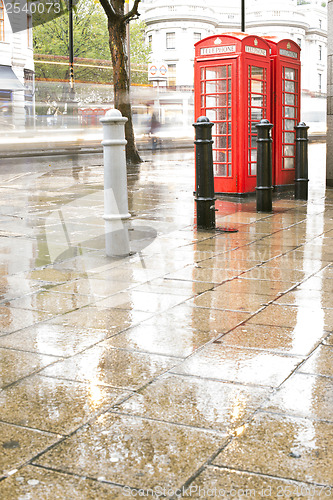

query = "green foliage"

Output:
[[129, 20, 150, 84], [33, 0, 109, 59], [33, 0, 149, 85]]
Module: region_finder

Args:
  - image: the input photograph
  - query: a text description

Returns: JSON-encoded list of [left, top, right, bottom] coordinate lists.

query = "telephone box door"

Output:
[[266, 39, 301, 187], [197, 60, 237, 193]]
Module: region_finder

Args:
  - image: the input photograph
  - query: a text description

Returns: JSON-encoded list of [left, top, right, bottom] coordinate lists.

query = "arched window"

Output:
[[0, 0, 4, 42]]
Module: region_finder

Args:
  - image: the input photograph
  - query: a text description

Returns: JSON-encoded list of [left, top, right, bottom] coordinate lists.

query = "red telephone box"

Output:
[[265, 38, 301, 188], [194, 33, 271, 194]]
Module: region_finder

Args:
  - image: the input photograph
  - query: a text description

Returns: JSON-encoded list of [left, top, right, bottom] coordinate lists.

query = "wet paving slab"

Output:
[[114, 373, 271, 434], [0, 465, 129, 500], [170, 343, 303, 387], [32, 412, 226, 491], [215, 322, 328, 356], [212, 411, 333, 486], [0, 146, 332, 496], [180, 466, 322, 499]]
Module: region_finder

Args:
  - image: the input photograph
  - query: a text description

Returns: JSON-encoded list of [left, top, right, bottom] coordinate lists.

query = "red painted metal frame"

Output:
[[194, 33, 271, 194], [265, 38, 301, 188]]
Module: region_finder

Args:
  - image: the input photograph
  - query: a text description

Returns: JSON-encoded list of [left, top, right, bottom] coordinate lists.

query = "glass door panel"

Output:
[[200, 64, 233, 179], [248, 65, 268, 176], [282, 66, 298, 170]]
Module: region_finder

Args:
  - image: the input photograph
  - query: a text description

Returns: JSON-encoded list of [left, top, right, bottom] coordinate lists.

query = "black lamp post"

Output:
[[241, 0, 245, 32]]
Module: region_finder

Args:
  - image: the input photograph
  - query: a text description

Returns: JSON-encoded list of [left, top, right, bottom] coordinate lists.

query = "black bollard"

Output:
[[255, 119, 274, 212], [193, 116, 216, 229], [295, 122, 309, 200]]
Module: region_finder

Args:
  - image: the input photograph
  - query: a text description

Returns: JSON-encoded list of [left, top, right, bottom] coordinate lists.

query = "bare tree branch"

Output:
[[99, 0, 117, 18], [123, 0, 141, 22]]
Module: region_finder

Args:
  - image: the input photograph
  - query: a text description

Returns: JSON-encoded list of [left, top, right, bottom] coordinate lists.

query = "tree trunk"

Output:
[[108, 18, 142, 164]]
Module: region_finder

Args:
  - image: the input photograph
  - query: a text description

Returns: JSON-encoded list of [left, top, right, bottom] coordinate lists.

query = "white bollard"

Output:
[[100, 109, 131, 257]]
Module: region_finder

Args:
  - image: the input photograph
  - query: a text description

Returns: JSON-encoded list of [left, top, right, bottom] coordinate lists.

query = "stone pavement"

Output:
[[0, 145, 332, 499]]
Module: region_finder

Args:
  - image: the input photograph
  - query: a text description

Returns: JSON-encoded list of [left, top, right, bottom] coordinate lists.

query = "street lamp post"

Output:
[[67, 0, 77, 120], [241, 0, 245, 32]]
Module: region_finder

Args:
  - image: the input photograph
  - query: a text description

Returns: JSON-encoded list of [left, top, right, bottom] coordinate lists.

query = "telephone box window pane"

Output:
[[250, 163, 257, 176], [206, 109, 216, 122], [217, 80, 227, 92], [284, 157, 294, 170], [251, 95, 263, 107], [201, 82, 205, 93], [285, 68, 295, 79], [251, 67, 264, 79], [284, 132, 295, 143], [251, 108, 262, 121], [206, 69, 217, 79], [215, 151, 226, 163], [206, 96, 218, 107], [217, 109, 227, 122], [285, 94, 295, 105], [285, 80, 295, 93], [214, 165, 228, 177], [201, 96, 205, 107], [251, 80, 264, 93], [285, 119, 295, 131], [216, 123, 227, 135], [285, 106, 295, 118], [219, 66, 227, 78], [217, 136, 227, 149], [218, 95, 227, 107], [284, 145, 294, 156], [251, 150, 257, 163], [215, 80, 224, 93], [206, 82, 216, 93]]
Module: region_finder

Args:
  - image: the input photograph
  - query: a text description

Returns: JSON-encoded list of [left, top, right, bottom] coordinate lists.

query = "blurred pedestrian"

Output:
[[149, 113, 161, 151]]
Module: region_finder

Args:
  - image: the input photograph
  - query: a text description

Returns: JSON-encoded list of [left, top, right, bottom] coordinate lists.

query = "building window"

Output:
[[319, 19, 322, 29], [297, 38, 302, 48], [319, 44, 322, 61], [148, 34, 152, 51], [0, 0, 4, 42], [194, 32, 201, 44], [167, 64, 176, 87], [318, 73, 322, 93], [166, 32, 175, 50]]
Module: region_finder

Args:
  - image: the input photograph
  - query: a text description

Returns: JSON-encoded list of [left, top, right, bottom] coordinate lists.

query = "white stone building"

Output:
[[0, 1, 34, 128], [142, 0, 327, 129]]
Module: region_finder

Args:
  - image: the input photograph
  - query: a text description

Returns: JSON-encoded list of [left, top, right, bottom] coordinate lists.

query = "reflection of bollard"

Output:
[[193, 116, 216, 229], [255, 119, 274, 213], [100, 109, 131, 257], [295, 122, 309, 201]]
